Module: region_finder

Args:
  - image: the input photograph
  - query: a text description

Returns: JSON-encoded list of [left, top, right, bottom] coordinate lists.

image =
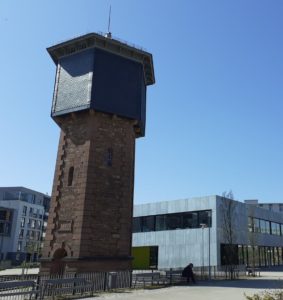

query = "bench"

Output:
[[0, 280, 38, 299], [41, 277, 94, 299], [165, 270, 186, 285], [246, 268, 261, 277], [133, 272, 168, 288]]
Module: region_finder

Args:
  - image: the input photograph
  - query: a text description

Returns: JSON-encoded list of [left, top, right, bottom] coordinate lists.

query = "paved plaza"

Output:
[[1, 267, 283, 299], [84, 269, 283, 300]]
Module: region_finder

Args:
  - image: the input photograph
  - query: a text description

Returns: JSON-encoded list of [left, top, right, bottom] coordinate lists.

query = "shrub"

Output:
[[245, 291, 283, 300]]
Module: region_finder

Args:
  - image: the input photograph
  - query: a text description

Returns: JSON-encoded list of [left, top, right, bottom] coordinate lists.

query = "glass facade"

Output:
[[3, 190, 44, 205], [226, 244, 283, 267], [249, 217, 283, 236], [0, 209, 13, 236], [133, 210, 212, 233]]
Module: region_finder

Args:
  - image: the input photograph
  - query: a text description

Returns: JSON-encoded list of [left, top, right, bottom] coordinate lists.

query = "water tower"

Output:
[[40, 32, 155, 274]]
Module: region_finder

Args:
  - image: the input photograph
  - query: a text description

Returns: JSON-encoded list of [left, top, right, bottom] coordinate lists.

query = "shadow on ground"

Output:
[[185, 278, 283, 290]]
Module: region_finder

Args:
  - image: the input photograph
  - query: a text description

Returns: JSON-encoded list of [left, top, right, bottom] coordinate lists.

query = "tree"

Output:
[[220, 190, 238, 279], [247, 204, 259, 272]]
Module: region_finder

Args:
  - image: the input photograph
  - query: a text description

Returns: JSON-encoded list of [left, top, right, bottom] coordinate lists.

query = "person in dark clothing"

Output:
[[182, 263, 196, 284]]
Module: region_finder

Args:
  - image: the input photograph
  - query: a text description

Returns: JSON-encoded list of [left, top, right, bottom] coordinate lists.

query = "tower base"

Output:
[[40, 256, 132, 275]]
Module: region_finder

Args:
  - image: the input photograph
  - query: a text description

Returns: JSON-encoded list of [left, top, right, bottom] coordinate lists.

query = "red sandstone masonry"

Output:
[[40, 111, 136, 274]]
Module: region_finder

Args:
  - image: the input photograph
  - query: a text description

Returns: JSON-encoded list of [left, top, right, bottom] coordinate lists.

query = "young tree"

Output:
[[247, 204, 259, 272], [220, 190, 238, 279]]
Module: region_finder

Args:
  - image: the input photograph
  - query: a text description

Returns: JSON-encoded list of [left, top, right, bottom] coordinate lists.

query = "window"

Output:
[[183, 212, 198, 228], [19, 229, 24, 238], [31, 219, 36, 229], [68, 167, 74, 186], [133, 218, 142, 233], [0, 211, 6, 221], [30, 231, 35, 240], [272, 223, 281, 236], [166, 214, 182, 230], [0, 209, 11, 221], [260, 219, 267, 234], [37, 220, 42, 229], [36, 231, 41, 241], [0, 223, 4, 235], [21, 193, 36, 204], [198, 210, 212, 227], [17, 241, 22, 251], [22, 206, 27, 216], [155, 215, 166, 231], [266, 221, 271, 234], [248, 217, 253, 232], [133, 210, 212, 233], [4, 191, 20, 200], [221, 244, 239, 265], [142, 216, 155, 232], [107, 148, 113, 166], [254, 218, 260, 233], [21, 217, 25, 228]]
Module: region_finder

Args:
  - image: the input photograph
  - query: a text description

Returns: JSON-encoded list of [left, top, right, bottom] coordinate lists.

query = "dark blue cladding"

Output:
[[91, 48, 146, 136], [52, 47, 147, 136]]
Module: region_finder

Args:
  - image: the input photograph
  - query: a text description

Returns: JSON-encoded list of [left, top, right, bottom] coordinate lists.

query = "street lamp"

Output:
[[200, 223, 207, 279], [200, 223, 211, 280]]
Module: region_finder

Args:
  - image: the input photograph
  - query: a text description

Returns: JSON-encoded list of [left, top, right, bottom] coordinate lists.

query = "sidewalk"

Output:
[[0, 267, 39, 276], [82, 270, 283, 300]]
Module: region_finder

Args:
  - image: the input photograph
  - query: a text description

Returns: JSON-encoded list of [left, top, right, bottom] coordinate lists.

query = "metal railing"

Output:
[[0, 266, 248, 299], [0, 271, 132, 300]]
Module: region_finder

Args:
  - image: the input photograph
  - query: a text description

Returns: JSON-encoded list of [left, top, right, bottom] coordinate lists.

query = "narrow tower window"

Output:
[[68, 167, 74, 186], [107, 148, 113, 166]]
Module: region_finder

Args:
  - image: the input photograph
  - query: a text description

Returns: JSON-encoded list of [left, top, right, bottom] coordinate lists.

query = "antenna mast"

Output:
[[106, 5, 112, 38]]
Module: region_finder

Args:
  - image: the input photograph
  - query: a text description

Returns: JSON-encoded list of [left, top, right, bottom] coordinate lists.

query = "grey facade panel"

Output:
[[133, 196, 283, 269], [133, 196, 218, 269], [52, 49, 93, 116]]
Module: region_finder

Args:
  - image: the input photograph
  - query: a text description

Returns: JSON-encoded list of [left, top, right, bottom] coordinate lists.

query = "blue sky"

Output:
[[0, 0, 282, 203]]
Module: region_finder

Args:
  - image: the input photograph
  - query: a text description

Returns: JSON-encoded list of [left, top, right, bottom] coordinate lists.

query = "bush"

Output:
[[245, 291, 283, 300]]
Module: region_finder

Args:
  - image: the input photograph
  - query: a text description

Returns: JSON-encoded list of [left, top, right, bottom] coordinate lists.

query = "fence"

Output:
[[0, 266, 247, 299], [0, 271, 132, 300]]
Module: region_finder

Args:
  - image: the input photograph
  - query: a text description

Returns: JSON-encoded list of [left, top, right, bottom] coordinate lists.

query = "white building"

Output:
[[0, 187, 50, 265], [132, 196, 283, 269]]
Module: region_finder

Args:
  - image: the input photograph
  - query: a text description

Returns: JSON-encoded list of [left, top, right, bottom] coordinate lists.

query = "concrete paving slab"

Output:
[[83, 271, 283, 300], [0, 267, 39, 276]]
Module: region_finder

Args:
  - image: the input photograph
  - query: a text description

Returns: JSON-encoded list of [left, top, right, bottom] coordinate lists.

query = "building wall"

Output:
[[133, 196, 283, 269], [246, 204, 283, 246], [0, 207, 16, 260], [0, 187, 49, 264], [41, 111, 136, 273], [215, 196, 249, 265], [259, 203, 283, 213], [245, 200, 283, 213], [133, 196, 217, 269]]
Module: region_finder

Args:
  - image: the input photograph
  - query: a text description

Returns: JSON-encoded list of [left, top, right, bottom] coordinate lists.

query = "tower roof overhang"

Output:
[[47, 32, 155, 86]]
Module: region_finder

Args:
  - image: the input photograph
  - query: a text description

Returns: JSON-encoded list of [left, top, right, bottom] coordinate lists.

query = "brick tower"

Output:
[[40, 33, 155, 275]]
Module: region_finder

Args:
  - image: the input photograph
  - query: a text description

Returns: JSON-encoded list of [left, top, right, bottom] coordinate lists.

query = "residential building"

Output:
[[245, 199, 283, 213], [132, 196, 283, 269], [0, 187, 50, 265]]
